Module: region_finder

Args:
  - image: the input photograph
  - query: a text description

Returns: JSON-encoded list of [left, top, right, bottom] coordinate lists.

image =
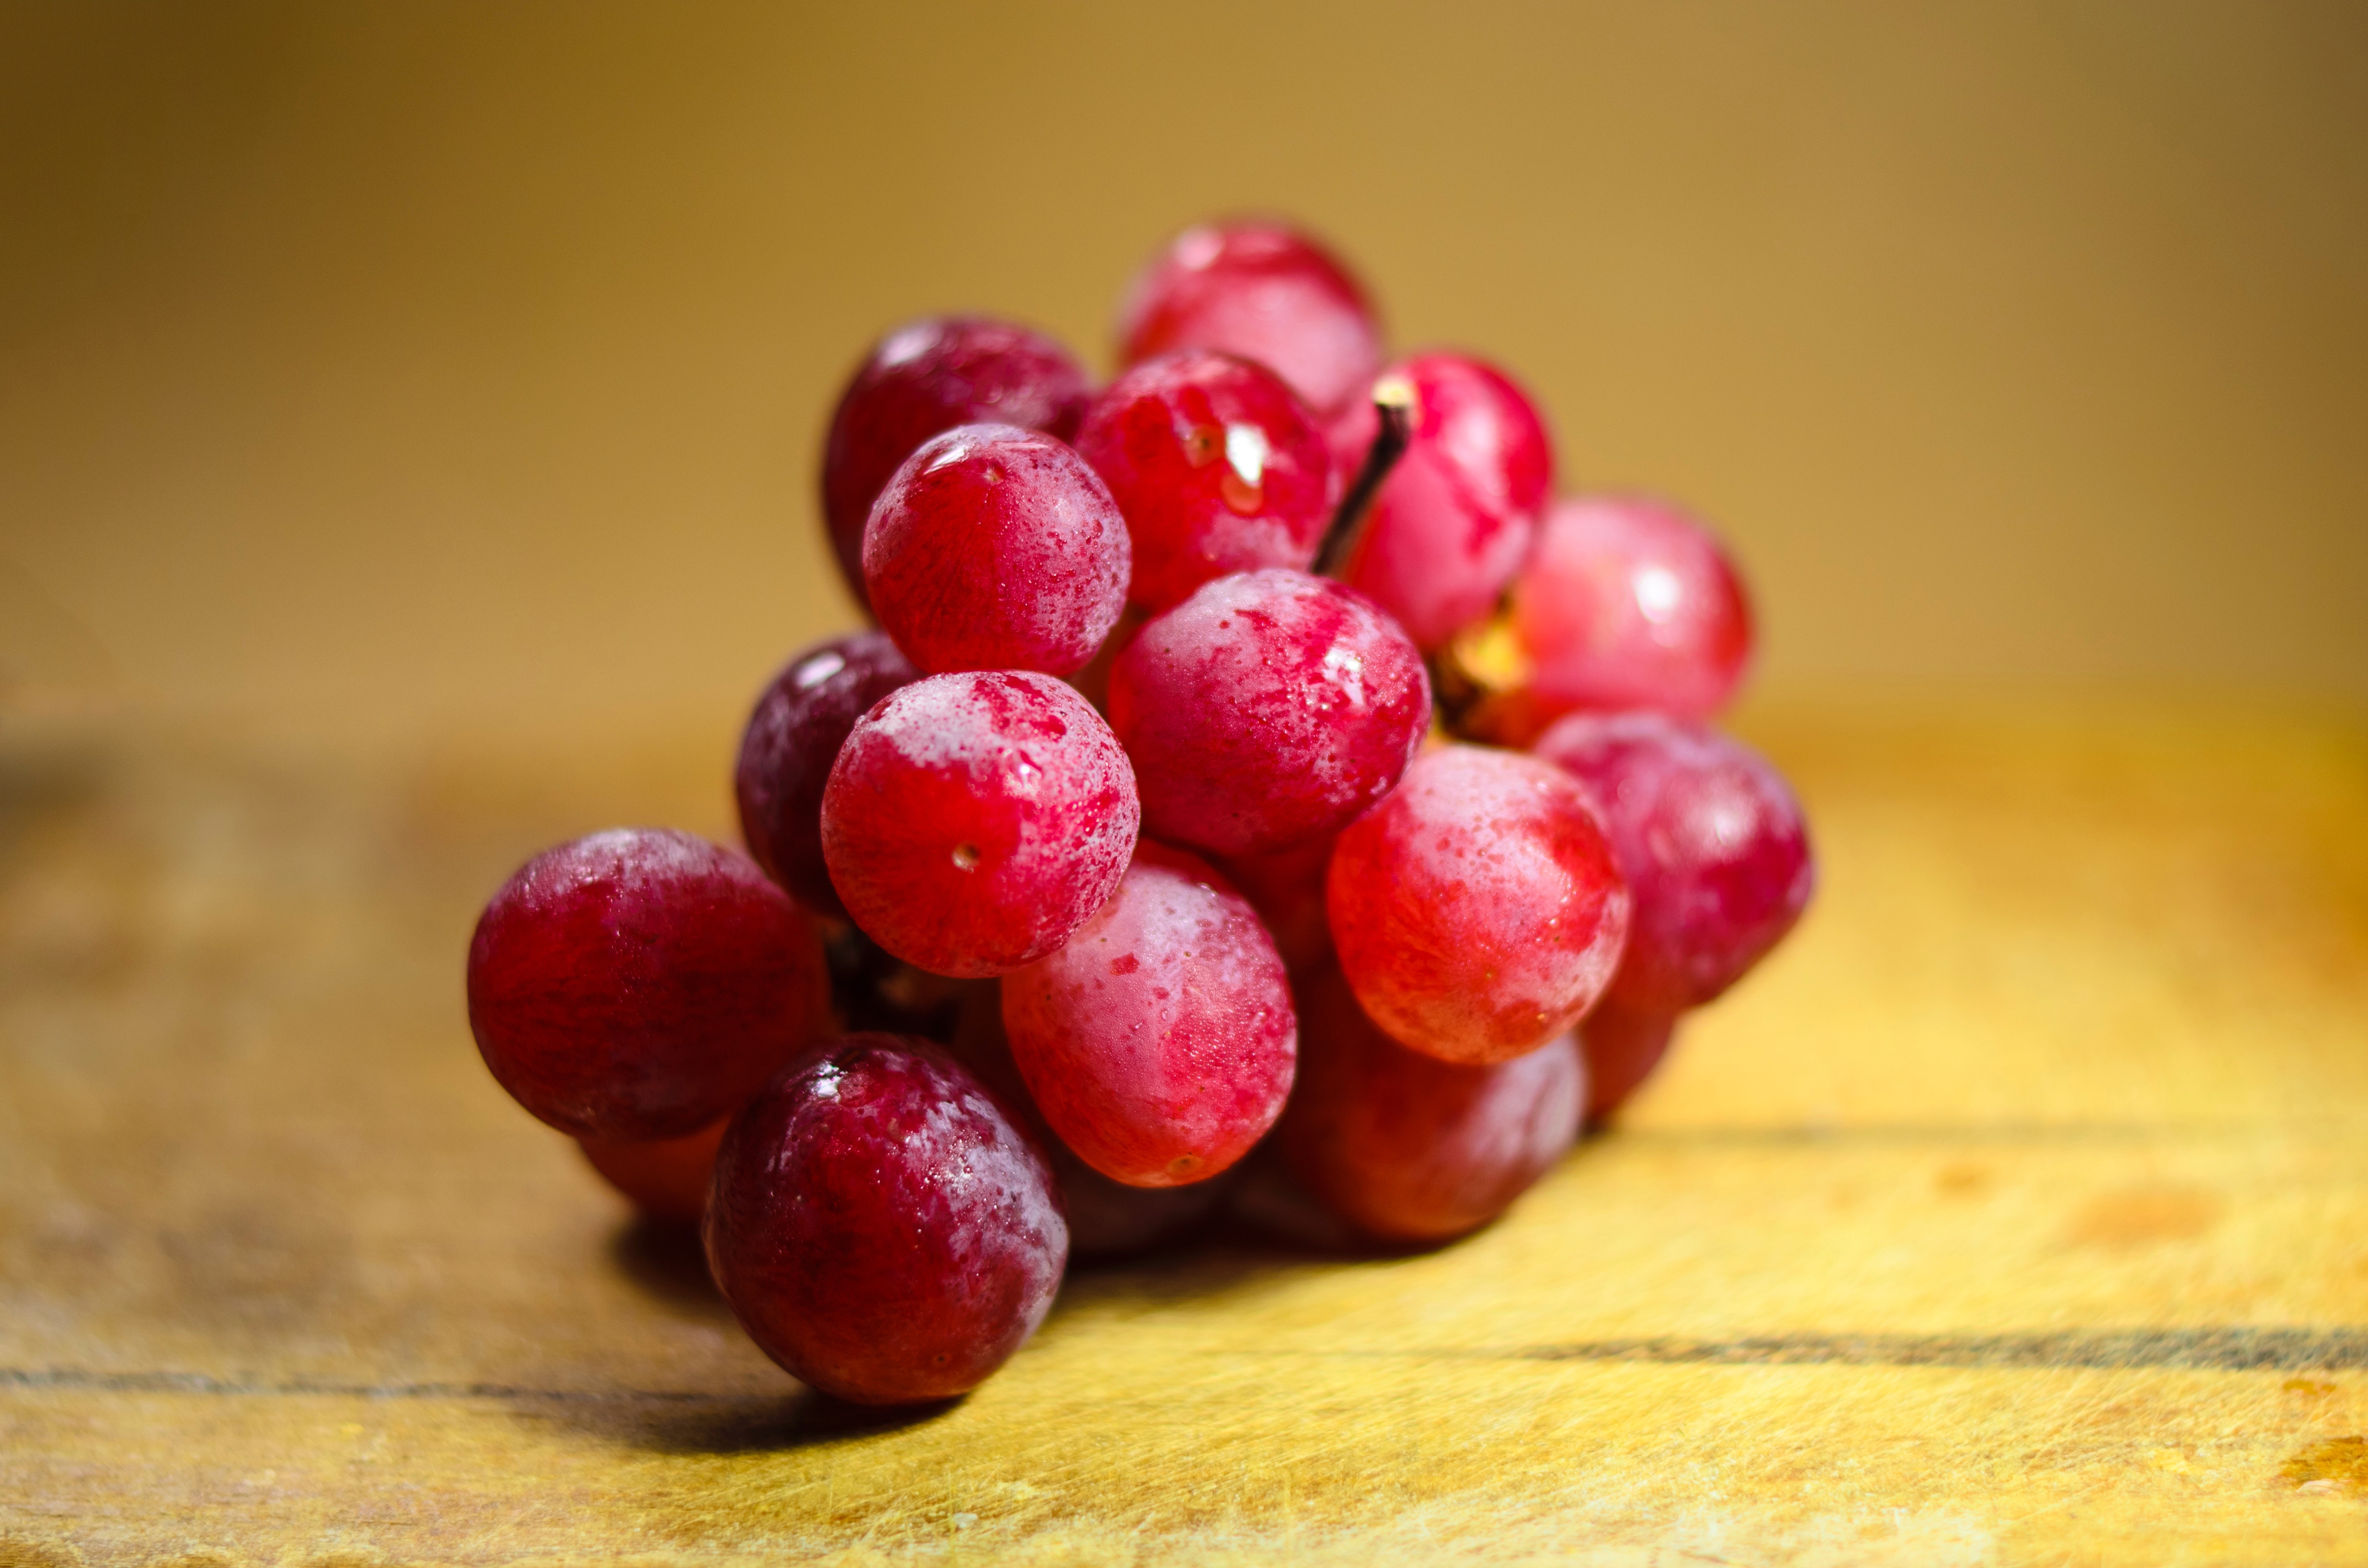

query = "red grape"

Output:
[[1073, 350, 1336, 613], [1579, 998, 1678, 1126], [863, 424, 1130, 677], [822, 671, 1139, 978], [703, 1035, 1068, 1405], [468, 829, 829, 1140], [1212, 831, 1338, 974], [822, 318, 1089, 610], [734, 631, 919, 919], [1280, 966, 1584, 1243], [1117, 221, 1383, 417], [577, 1118, 727, 1225], [948, 987, 1225, 1257], [1002, 841, 1296, 1187], [1509, 496, 1753, 732], [1533, 711, 1813, 1011], [1107, 569, 1429, 857], [1328, 354, 1554, 649], [1328, 744, 1630, 1065]]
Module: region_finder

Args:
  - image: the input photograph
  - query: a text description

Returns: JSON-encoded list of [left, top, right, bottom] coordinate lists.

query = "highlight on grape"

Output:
[[465, 218, 1816, 1406]]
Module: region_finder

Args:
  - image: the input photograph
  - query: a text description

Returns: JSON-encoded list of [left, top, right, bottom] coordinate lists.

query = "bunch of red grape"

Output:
[[467, 220, 1815, 1407]]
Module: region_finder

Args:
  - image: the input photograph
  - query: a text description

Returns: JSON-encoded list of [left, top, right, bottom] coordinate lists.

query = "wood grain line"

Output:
[[1497, 1329, 2368, 1370], [8, 1327, 2363, 1403]]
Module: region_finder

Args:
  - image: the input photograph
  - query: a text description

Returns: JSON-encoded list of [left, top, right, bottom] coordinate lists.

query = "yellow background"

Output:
[[3, 1, 2363, 747]]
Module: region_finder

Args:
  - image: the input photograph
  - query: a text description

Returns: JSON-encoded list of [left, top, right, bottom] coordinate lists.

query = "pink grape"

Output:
[[821, 671, 1138, 978], [734, 631, 919, 919], [821, 317, 1089, 610], [703, 1035, 1067, 1405], [1002, 841, 1296, 1187], [1533, 711, 1813, 1012], [1280, 966, 1584, 1243], [1212, 831, 1338, 975], [467, 829, 829, 1140], [1329, 353, 1555, 649], [1579, 999, 1679, 1126], [1117, 221, 1384, 417], [1107, 569, 1430, 857], [1073, 350, 1336, 613], [948, 987, 1227, 1257], [1328, 744, 1630, 1065], [863, 424, 1130, 677], [1508, 496, 1753, 735]]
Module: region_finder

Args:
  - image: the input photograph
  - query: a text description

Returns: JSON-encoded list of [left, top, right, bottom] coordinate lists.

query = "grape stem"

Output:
[[1310, 375, 1415, 578]]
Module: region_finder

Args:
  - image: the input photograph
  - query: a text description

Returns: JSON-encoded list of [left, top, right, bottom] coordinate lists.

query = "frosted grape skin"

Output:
[[467, 828, 829, 1141], [1116, 221, 1383, 417], [821, 671, 1139, 979], [1510, 496, 1754, 733], [862, 424, 1131, 678], [734, 630, 919, 919], [703, 1035, 1068, 1406], [1329, 352, 1555, 649], [1073, 349, 1336, 613], [1108, 569, 1430, 858], [947, 986, 1227, 1258], [1327, 744, 1631, 1066], [1001, 841, 1297, 1188], [1280, 966, 1585, 1243], [821, 317, 1089, 610], [1532, 711, 1813, 1012]]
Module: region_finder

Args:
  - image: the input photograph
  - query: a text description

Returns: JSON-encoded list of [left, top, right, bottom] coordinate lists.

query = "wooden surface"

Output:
[[2, 702, 2365, 1566]]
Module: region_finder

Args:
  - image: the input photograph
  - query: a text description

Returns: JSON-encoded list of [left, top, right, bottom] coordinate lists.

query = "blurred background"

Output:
[[2, 0, 2362, 753]]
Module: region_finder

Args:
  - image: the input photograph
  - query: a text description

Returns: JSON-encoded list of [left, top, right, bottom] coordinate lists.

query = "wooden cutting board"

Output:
[[2, 701, 2364, 1566]]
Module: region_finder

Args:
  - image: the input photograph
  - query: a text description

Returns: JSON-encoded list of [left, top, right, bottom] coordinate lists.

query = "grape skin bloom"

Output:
[[1117, 221, 1384, 418], [821, 316, 1088, 611], [1281, 965, 1585, 1243], [822, 671, 1139, 979], [703, 1036, 1069, 1406], [1073, 349, 1337, 613], [733, 630, 919, 919], [1002, 841, 1297, 1188], [1109, 569, 1430, 858], [1328, 745, 1631, 1066], [467, 828, 829, 1140], [1532, 710, 1813, 1013], [863, 424, 1131, 679]]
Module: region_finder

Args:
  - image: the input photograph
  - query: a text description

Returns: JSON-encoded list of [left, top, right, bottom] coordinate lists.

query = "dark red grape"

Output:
[[821, 671, 1138, 978], [1510, 496, 1752, 731], [1212, 831, 1338, 974], [1329, 354, 1554, 649], [821, 318, 1089, 610], [1002, 841, 1295, 1187], [863, 424, 1130, 677], [1281, 966, 1584, 1243], [1579, 998, 1678, 1126], [1073, 350, 1336, 613], [468, 829, 829, 1140], [1328, 744, 1630, 1064], [1117, 221, 1384, 417], [734, 631, 920, 919], [948, 987, 1225, 1258], [577, 1117, 727, 1225], [1533, 711, 1813, 1012], [703, 1035, 1068, 1405], [1107, 569, 1429, 857]]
